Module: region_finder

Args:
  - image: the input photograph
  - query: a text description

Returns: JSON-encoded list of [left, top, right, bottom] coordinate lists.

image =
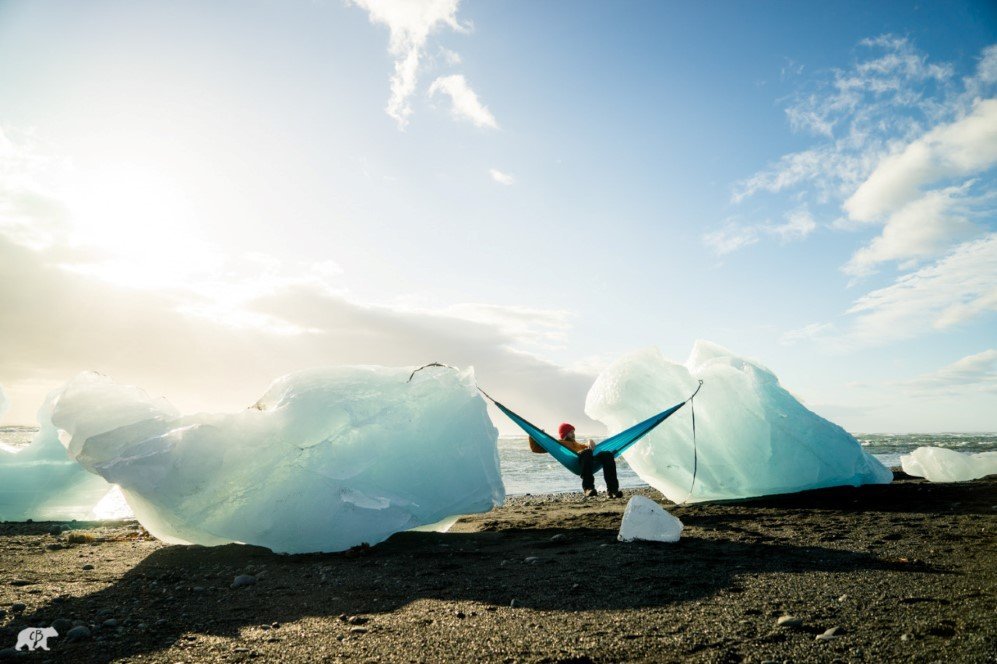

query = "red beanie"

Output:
[[558, 423, 575, 439]]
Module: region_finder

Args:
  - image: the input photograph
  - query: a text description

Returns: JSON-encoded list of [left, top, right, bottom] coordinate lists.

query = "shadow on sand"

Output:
[[12, 507, 944, 662]]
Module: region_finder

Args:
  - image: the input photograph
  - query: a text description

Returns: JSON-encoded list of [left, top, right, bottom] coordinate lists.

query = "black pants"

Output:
[[579, 449, 619, 493]]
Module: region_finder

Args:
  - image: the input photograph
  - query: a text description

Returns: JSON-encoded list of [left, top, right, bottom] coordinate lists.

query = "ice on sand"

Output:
[[0, 386, 112, 521], [900, 446, 997, 483], [52, 366, 504, 553], [617, 495, 683, 543], [586, 341, 892, 503]]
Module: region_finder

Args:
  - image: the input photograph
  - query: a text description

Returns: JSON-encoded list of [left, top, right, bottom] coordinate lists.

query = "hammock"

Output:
[[480, 382, 702, 476]]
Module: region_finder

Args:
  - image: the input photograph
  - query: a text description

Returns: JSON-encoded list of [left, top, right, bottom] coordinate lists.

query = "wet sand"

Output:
[[0, 472, 994, 662]]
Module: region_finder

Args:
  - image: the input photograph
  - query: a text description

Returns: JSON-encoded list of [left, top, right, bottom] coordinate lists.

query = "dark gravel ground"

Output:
[[0, 472, 994, 663]]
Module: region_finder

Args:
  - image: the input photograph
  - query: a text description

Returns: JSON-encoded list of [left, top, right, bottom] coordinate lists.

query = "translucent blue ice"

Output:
[[52, 366, 504, 553], [900, 446, 997, 482], [0, 386, 112, 521], [585, 341, 892, 502]]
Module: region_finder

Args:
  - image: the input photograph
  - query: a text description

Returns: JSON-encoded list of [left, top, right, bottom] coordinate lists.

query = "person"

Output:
[[530, 423, 622, 498]]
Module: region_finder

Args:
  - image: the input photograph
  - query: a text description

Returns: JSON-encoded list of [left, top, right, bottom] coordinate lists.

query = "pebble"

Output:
[[837, 594, 848, 602], [102, 619, 119, 629], [48, 525, 63, 536], [816, 626, 842, 641], [65, 625, 91, 642], [550, 534, 566, 541], [52, 618, 74, 633], [455, 611, 466, 619], [82, 564, 94, 571], [776, 615, 803, 629], [510, 599, 520, 608], [231, 574, 257, 589], [524, 556, 541, 564], [192, 586, 205, 593], [349, 627, 368, 634], [347, 616, 368, 625], [10, 603, 25, 613], [901, 633, 914, 642]]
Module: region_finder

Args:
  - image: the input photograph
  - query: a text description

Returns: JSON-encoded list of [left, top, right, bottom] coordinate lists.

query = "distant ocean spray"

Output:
[[2, 427, 995, 497]]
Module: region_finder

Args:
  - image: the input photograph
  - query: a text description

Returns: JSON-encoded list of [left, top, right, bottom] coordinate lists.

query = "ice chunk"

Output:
[[586, 341, 892, 503], [0, 386, 114, 521], [618, 495, 683, 542], [52, 366, 504, 553], [900, 446, 997, 482]]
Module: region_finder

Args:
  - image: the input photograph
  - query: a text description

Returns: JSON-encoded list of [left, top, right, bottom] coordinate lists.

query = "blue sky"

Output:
[[0, 0, 994, 431]]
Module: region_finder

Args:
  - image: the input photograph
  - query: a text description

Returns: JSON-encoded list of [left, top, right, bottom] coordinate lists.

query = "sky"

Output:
[[0, 0, 995, 433]]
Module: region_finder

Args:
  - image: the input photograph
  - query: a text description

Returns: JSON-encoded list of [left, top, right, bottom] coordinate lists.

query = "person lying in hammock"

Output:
[[530, 423, 622, 498]]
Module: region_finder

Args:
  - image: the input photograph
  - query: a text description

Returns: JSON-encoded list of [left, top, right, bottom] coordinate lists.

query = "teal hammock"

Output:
[[480, 382, 702, 476]]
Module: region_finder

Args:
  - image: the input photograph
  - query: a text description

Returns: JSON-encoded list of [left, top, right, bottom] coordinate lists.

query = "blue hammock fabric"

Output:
[[489, 397, 690, 476]]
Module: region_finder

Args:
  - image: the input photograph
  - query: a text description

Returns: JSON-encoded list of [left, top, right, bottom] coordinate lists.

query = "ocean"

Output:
[[498, 433, 997, 495], [3, 427, 995, 497]]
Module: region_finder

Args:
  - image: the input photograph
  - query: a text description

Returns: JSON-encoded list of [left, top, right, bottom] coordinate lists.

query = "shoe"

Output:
[[583, 488, 598, 497], [609, 490, 624, 498]]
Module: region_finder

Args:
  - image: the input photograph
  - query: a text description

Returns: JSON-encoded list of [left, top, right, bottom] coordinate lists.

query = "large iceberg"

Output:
[[0, 386, 113, 521], [585, 341, 892, 503], [51, 366, 504, 553], [900, 446, 997, 482]]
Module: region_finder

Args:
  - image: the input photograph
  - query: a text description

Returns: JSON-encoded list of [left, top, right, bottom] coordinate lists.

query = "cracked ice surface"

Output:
[[900, 447, 997, 483], [585, 341, 892, 503], [51, 366, 504, 553], [0, 385, 112, 521]]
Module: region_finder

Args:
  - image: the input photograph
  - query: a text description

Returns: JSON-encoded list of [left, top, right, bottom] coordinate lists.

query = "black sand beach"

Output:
[[1, 472, 994, 662]]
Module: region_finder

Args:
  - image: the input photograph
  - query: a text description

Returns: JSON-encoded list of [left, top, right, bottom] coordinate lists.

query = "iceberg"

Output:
[[617, 495, 683, 542], [585, 341, 892, 503], [51, 366, 504, 553], [0, 386, 113, 521], [900, 446, 997, 483]]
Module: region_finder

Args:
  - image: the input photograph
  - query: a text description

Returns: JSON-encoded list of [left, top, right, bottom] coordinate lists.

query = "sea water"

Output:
[[2, 427, 995, 500], [502, 433, 997, 496]]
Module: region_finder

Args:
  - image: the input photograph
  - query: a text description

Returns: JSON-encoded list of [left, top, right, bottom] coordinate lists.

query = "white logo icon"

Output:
[[15, 626, 59, 651]]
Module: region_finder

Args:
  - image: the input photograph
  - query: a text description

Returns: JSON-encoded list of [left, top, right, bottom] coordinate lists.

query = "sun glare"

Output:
[[64, 163, 218, 291]]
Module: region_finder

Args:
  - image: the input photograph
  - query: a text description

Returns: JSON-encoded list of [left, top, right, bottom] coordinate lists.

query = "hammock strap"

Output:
[[679, 380, 702, 505]]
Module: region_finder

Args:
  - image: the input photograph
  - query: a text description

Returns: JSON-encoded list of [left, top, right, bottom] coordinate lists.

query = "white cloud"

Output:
[[769, 208, 817, 242], [844, 99, 997, 223], [702, 222, 759, 255], [897, 349, 997, 396], [0, 125, 72, 251], [349, 0, 465, 128], [842, 233, 997, 347], [735, 37, 972, 208], [489, 168, 514, 185], [843, 182, 978, 276], [439, 302, 571, 350], [703, 207, 816, 255], [440, 47, 462, 66], [780, 322, 834, 346], [0, 232, 601, 432], [428, 74, 498, 128]]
